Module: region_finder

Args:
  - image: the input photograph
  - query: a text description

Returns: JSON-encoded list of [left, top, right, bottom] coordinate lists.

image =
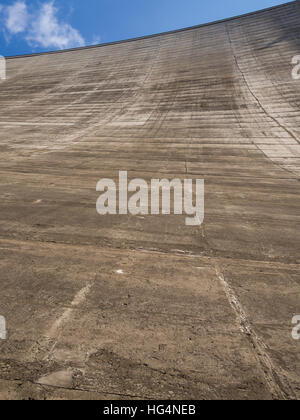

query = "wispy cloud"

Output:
[[91, 35, 101, 46], [0, 0, 85, 50], [26, 2, 85, 49], [5, 1, 29, 34]]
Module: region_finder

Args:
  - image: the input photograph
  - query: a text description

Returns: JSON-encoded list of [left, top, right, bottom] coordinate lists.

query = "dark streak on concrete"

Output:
[[0, 1, 300, 400]]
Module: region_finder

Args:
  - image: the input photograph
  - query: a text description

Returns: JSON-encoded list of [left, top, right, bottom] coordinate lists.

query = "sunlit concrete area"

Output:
[[0, 1, 300, 400]]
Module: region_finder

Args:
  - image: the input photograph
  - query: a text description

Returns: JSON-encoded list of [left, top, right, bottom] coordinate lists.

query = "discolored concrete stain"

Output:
[[0, 2, 300, 400]]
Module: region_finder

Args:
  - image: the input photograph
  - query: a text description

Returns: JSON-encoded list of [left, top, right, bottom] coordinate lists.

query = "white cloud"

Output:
[[0, 1, 85, 50], [26, 2, 85, 49], [90, 35, 101, 46], [5, 1, 29, 34]]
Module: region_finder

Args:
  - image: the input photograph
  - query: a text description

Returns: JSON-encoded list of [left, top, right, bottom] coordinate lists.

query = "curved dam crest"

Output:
[[0, 1, 299, 400]]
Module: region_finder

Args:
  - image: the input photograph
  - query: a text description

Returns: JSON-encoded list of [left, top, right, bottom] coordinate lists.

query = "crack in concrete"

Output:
[[1, 377, 149, 399], [215, 264, 296, 400], [226, 23, 300, 147], [33, 275, 97, 363]]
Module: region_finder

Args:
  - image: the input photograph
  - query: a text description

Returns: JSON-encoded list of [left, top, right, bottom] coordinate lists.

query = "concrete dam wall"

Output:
[[0, 1, 299, 400]]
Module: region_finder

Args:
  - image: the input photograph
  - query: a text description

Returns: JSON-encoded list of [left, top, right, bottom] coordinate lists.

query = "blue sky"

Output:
[[0, 0, 288, 56]]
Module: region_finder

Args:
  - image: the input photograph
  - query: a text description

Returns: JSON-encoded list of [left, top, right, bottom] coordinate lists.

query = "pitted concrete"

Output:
[[0, 1, 300, 400]]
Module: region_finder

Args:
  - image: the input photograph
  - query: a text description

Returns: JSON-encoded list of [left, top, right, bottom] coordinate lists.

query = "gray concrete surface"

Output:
[[0, 1, 300, 400]]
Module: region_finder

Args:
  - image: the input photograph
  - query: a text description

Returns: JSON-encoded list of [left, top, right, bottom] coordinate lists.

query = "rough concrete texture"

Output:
[[0, 1, 300, 400]]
